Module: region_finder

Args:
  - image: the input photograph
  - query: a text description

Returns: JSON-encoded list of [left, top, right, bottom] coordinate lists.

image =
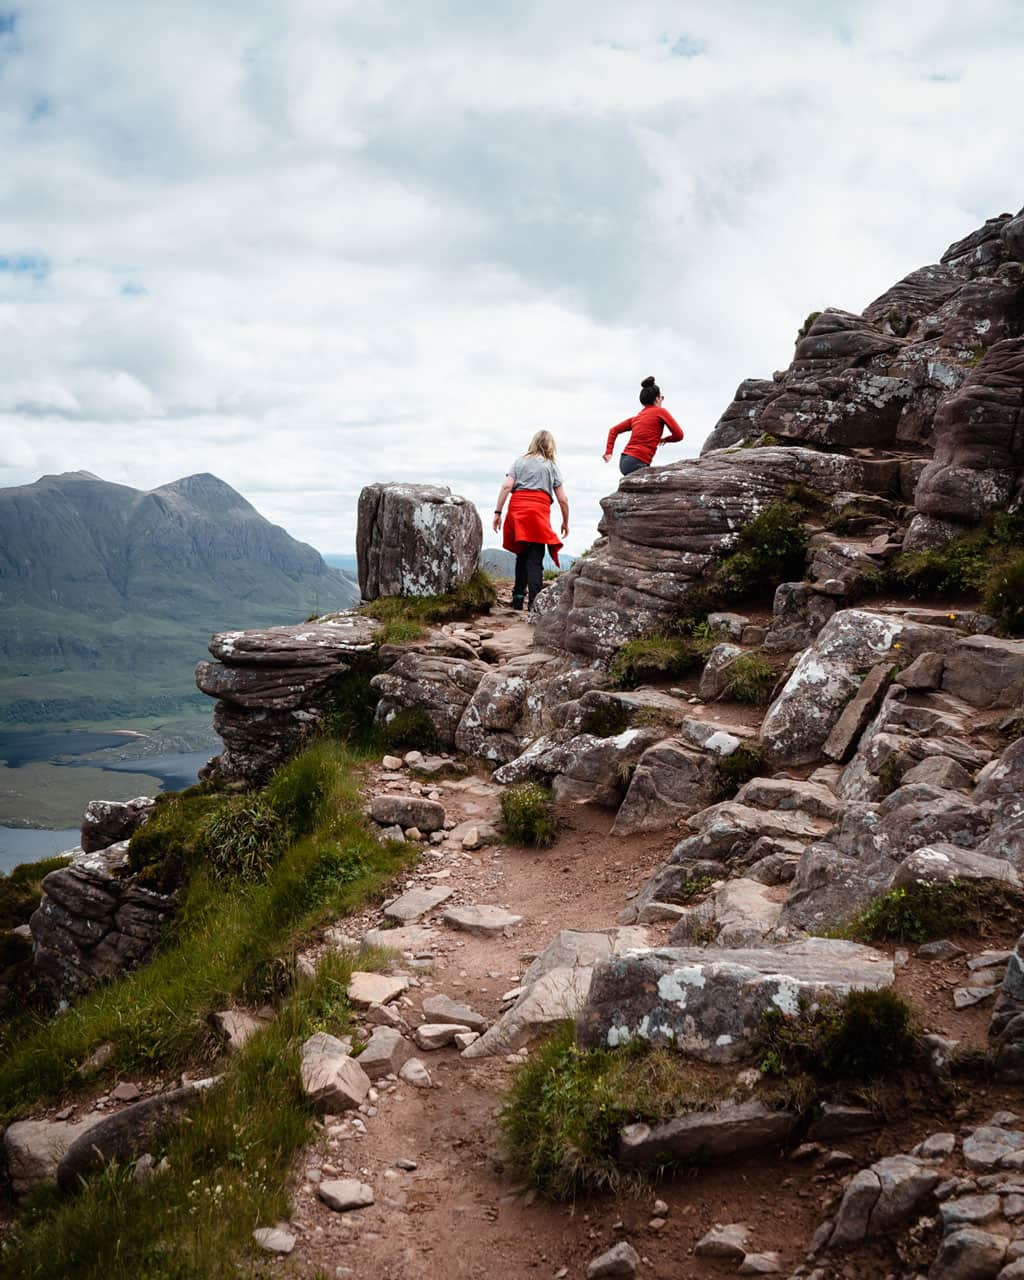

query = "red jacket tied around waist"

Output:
[[606, 403, 684, 465], [502, 489, 562, 566]]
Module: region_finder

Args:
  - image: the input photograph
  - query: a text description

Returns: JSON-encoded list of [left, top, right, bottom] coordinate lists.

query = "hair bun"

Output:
[[641, 376, 656, 389]]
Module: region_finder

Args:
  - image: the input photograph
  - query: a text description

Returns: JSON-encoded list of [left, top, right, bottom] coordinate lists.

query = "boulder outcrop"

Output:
[[196, 614, 381, 783], [356, 483, 482, 600], [30, 842, 175, 999]]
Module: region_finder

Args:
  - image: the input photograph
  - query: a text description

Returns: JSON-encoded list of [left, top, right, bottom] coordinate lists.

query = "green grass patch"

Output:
[[713, 743, 766, 800], [608, 635, 701, 689], [715, 501, 809, 602], [832, 880, 1024, 945], [722, 654, 779, 705], [360, 570, 497, 644], [884, 509, 1024, 634], [982, 550, 1024, 635], [0, 741, 415, 1123], [0, 950, 372, 1280], [0, 855, 72, 930], [759, 988, 916, 1082], [580, 700, 634, 738], [500, 782, 559, 848], [376, 707, 440, 753], [500, 1023, 782, 1200]]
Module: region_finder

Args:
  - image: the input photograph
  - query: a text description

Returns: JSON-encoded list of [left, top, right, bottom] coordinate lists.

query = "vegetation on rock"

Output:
[[835, 880, 1024, 944], [722, 653, 779, 705], [500, 782, 559, 848], [376, 707, 441, 752], [501, 1023, 743, 1199], [360, 569, 497, 644], [608, 635, 702, 689], [0, 855, 72, 930], [715, 501, 809, 601], [713, 743, 766, 799], [759, 988, 916, 1081]]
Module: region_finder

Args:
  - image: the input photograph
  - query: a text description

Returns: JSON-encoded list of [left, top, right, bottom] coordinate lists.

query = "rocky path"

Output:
[[253, 610, 1021, 1279]]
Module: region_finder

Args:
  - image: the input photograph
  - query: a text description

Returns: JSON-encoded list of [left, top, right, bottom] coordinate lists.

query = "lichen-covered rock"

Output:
[[759, 610, 956, 766], [30, 843, 175, 999], [763, 582, 837, 653], [372, 651, 490, 747], [80, 797, 155, 853], [197, 614, 382, 783], [611, 737, 720, 834], [575, 938, 894, 1063], [462, 927, 649, 1059], [454, 655, 551, 764], [914, 338, 1024, 522], [356, 482, 482, 599]]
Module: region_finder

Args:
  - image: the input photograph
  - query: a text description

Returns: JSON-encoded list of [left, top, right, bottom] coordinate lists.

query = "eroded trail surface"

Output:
[[279, 614, 1018, 1280]]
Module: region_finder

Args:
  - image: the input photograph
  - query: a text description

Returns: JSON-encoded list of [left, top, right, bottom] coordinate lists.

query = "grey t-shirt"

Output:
[[508, 455, 563, 497]]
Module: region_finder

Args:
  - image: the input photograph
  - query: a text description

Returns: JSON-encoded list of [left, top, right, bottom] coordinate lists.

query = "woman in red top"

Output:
[[603, 376, 684, 476]]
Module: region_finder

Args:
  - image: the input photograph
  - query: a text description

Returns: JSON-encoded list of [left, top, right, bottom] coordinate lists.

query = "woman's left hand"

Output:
[[560, 521, 569, 538]]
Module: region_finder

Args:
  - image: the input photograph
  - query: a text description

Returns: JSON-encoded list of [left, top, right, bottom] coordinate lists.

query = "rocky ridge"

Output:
[[10, 207, 1024, 1277]]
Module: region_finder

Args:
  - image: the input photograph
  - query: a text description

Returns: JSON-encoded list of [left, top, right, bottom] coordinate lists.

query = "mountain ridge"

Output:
[[0, 471, 360, 723]]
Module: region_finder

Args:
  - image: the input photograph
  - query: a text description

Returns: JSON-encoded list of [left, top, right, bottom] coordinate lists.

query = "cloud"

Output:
[[0, 0, 1021, 555]]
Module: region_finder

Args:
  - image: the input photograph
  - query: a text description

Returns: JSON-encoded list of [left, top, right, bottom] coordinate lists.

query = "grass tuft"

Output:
[[376, 707, 440, 753], [832, 880, 1024, 945], [360, 570, 497, 644], [722, 654, 779, 705], [500, 1024, 731, 1200], [580, 700, 634, 738], [609, 636, 701, 690], [500, 782, 559, 848], [759, 988, 916, 1081], [713, 743, 766, 800]]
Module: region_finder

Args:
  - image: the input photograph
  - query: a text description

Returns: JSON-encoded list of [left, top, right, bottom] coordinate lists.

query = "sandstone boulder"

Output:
[[80, 797, 155, 853], [576, 938, 894, 1063], [30, 843, 176, 1000], [357, 483, 482, 599], [371, 651, 490, 747]]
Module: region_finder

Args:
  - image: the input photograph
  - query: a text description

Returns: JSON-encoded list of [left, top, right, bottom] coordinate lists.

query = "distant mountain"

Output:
[[0, 472, 359, 724]]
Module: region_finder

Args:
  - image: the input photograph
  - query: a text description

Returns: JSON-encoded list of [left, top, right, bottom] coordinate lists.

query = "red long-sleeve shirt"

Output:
[[606, 404, 684, 465]]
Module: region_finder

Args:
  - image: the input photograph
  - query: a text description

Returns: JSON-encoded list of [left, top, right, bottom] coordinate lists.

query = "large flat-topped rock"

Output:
[[357, 482, 482, 599], [208, 616, 381, 666], [576, 938, 894, 1064]]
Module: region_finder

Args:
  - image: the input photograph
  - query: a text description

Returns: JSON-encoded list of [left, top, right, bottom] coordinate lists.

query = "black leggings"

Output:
[[513, 543, 546, 609], [619, 454, 648, 476]]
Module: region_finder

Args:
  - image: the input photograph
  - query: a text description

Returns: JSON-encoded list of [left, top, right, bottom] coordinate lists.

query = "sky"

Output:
[[1, 1, 1022, 558]]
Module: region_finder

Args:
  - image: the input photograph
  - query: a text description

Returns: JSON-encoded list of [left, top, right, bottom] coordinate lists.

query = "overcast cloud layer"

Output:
[[1, 1, 1022, 556]]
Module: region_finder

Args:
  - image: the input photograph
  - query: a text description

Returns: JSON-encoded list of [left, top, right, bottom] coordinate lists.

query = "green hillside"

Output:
[[0, 472, 360, 725]]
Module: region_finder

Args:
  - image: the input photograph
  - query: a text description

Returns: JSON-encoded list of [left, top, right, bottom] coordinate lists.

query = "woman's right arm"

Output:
[[553, 485, 569, 538], [492, 476, 515, 532], [604, 418, 632, 462], [657, 407, 684, 444]]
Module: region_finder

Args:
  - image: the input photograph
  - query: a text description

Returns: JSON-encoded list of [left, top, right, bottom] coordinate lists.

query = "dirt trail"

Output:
[[281, 605, 1018, 1280]]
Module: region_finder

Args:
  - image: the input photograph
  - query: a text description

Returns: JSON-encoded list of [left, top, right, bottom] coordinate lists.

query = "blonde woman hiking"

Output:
[[492, 430, 569, 612]]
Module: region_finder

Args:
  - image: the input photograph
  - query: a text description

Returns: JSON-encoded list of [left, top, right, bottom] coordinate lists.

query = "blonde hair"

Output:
[[525, 430, 557, 461]]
